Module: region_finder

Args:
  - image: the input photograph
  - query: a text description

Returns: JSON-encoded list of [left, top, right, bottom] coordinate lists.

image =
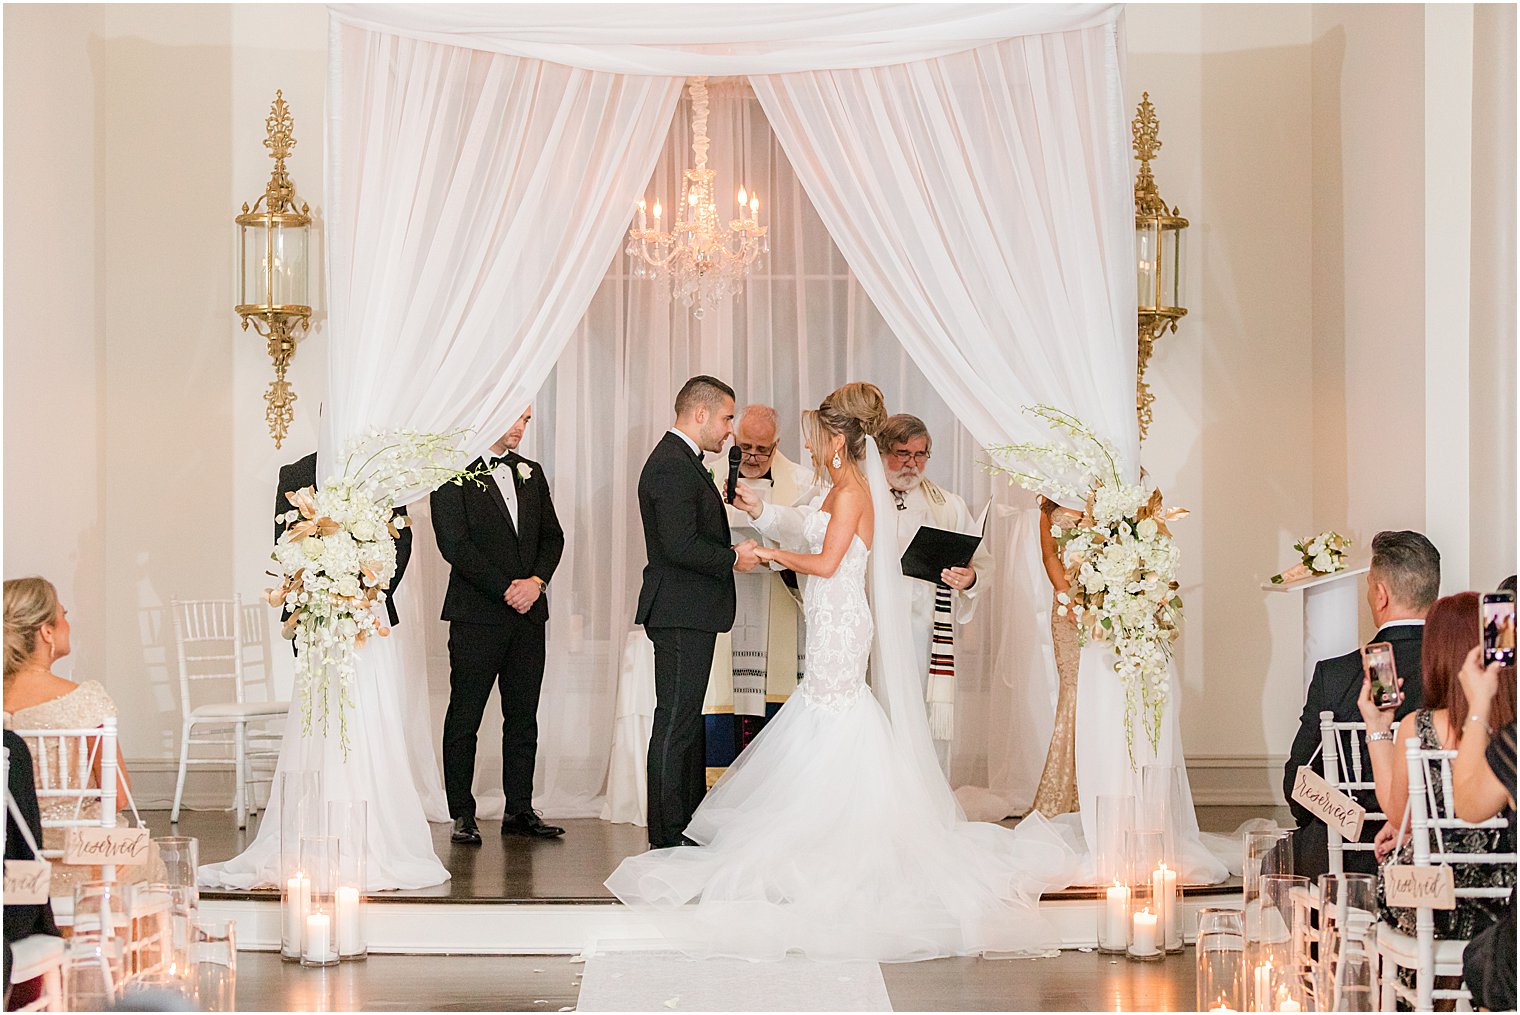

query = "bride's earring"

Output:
[[831, 448, 842, 469]]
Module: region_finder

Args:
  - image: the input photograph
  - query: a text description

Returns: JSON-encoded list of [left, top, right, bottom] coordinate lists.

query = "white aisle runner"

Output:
[[576, 950, 892, 1012]]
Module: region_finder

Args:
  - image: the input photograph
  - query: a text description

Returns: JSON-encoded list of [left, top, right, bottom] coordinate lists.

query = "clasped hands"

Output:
[[503, 578, 542, 614]]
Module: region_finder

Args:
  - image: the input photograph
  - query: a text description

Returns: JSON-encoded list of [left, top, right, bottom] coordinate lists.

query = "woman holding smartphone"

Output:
[[1360, 591, 1517, 948]]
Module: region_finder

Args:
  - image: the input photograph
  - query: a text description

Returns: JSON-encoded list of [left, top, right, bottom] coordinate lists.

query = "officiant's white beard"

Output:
[[884, 463, 922, 493]]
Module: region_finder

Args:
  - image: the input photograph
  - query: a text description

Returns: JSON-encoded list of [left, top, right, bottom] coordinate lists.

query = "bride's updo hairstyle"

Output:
[[803, 382, 888, 477], [4, 576, 58, 686]]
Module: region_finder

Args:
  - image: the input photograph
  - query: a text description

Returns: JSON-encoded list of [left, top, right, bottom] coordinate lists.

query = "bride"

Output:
[[605, 383, 1079, 962]]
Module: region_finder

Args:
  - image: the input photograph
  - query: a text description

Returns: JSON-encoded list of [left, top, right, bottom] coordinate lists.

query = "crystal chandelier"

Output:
[[627, 77, 768, 318]]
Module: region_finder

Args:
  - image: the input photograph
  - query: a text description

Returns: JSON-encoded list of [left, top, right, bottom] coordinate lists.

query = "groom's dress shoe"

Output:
[[502, 811, 566, 839], [451, 817, 482, 845]]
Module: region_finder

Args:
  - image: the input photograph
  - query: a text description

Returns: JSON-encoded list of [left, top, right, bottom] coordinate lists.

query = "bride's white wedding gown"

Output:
[[606, 467, 1081, 962]]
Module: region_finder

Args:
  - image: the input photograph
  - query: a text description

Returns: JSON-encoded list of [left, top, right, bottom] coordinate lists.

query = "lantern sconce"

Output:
[[236, 90, 311, 449], [1132, 92, 1189, 443]]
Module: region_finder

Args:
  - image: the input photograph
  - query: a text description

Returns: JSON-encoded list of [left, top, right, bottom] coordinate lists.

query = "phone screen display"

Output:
[[1482, 593, 1517, 667], [1362, 642, 1402, 711]]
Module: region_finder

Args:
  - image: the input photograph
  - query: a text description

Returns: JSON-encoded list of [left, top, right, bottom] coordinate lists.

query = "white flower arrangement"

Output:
[[985, 406, 1187, 766], [1270, 530, 1352, 584], [516, 462, 533, 482], [266, 429, 489, 757]]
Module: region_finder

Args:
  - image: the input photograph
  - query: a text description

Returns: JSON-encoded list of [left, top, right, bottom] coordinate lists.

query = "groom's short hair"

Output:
[[675, 375, 736, 418]]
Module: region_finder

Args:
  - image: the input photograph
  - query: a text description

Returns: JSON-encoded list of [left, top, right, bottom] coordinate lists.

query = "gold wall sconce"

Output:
[[236, 90, 311, 449], [1133, 92, 1189, 443]]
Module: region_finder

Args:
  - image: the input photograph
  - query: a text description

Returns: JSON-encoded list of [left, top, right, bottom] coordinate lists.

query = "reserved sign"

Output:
[[63, 826, 150, 865], [1291, 766, 1366, 842], [1384, 865, 1456, 910], [3, 859, 51, 903]]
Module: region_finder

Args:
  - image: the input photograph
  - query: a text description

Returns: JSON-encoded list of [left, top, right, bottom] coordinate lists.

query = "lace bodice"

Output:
[[797, 509, 873, 712]]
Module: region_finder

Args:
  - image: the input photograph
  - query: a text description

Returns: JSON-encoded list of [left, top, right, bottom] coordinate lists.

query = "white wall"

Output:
[[4, 4, 1514, 807]]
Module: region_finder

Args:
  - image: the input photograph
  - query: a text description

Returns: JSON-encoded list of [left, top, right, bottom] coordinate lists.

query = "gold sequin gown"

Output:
[[1031, 505, 1082, 818]]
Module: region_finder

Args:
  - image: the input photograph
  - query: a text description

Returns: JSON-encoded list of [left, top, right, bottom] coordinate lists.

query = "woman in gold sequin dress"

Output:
[[1030, 496, 1082, 817]]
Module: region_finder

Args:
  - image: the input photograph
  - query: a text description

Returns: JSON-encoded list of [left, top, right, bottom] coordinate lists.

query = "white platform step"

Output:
[[200, 893, 1239, 956]]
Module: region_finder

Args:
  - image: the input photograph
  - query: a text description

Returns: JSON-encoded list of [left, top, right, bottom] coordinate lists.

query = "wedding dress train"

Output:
[[606, 441, 1080, 962]]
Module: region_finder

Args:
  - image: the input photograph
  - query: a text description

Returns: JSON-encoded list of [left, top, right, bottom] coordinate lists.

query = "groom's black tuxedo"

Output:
[[637, 431, 739, 847], [430, 453, 565, 820], [276, 452, 412, 628]]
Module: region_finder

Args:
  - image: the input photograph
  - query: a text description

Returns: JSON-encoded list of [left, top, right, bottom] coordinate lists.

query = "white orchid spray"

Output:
[[266, 429, 490, 757], [1270, 530, 1352, 585], [985, 406, 1187, 766]]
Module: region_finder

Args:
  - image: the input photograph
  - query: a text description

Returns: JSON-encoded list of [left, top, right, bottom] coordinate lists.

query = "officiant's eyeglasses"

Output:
[[886, 449, 932, 465], [738, 443, 777, 460]]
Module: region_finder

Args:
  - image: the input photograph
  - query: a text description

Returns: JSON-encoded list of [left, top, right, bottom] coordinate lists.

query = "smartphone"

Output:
[[1481, 591, 1516, 667], [1361, 641, 1402, 711]]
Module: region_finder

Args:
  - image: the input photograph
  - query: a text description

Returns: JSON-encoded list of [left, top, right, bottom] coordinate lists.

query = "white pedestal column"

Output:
[[1261, 563, 1370, 692]]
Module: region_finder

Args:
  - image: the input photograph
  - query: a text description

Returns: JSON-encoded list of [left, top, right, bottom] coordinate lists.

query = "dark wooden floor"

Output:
[[171, 805, 1285, 903], [229, 947, 1198, 1012]]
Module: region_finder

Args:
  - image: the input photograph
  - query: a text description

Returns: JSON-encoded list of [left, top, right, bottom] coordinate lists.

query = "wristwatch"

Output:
[[1367, 731, 1396, 743], [530, 576, 547, 591]]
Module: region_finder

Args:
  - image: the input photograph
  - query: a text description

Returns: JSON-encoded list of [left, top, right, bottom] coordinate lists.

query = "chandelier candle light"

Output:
[[628, 77, 767, 317]]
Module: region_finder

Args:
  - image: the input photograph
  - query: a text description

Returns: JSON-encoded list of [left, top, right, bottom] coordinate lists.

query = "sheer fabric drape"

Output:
[[203, 23, 679, 890], [399, 85, 1058, 821]]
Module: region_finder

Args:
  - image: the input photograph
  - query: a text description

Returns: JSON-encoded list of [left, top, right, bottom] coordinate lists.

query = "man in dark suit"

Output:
[[430, 406, 566, 845], [275, 452, 413, 630], [5, 732, 59, 1010], [637, 376, 761, 850], [1282, 529, 1440, 878]]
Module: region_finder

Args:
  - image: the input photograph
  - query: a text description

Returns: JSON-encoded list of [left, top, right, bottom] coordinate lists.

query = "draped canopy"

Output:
[[210, 3, 1183, 893]]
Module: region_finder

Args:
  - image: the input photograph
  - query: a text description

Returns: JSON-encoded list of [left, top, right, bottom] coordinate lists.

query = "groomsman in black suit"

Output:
[[637, 376, 760, 849], [276, 452, 413, 630], [1282, 529, 1439, 878], [431, 406, 566, 845]]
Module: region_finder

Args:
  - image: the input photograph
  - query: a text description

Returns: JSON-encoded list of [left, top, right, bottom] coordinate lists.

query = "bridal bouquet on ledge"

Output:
[[266, 430, 487, 757], [1269, 530, 1352, 584], [985, 406, 1187, 764]]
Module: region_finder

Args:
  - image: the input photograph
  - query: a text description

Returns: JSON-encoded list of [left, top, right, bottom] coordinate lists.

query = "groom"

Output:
[[637, 376, 760, 849]]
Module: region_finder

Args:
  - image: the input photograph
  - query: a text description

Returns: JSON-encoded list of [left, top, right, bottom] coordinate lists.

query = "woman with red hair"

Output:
[[1360, 591, 1517, 944]]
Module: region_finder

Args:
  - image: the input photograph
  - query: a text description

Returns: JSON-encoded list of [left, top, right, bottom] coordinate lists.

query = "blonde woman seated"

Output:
[[3, 576, 140, 894]]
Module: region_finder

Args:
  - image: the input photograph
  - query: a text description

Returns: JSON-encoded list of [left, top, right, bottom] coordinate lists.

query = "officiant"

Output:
[[879, 414, 992, 765], [704, 405, 811, 773]]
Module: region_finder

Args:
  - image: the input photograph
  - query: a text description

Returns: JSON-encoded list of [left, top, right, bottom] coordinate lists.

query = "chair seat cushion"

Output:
[[1376, 921, 1470, 970], [190, 701, 289, 720], [8, 934, 64, 984]]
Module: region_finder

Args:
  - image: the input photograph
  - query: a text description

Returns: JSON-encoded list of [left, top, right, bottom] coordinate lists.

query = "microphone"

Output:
[[725, 445, 742, 503]]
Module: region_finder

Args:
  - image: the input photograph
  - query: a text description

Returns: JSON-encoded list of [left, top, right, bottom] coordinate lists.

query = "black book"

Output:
[[900, 525, 983, 585]]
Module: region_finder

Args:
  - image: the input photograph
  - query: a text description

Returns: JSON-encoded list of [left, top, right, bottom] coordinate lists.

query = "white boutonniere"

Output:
[[516, 462, 533, 483]]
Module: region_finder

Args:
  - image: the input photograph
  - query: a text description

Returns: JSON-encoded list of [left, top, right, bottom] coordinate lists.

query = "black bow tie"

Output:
[[492, 454, 514, 467]]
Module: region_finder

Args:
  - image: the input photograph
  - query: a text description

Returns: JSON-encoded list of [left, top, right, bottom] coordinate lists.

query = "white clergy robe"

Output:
[[704, 450, 812, 717], [891, 479, 993, 741]]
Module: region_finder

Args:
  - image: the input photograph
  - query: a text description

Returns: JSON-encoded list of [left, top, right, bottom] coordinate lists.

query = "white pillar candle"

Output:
[[1130, 909, 1158, 955], [1104, 882, 1130, 946], [284, 873, 310, 949], [304, 912, 333, 963], [1254, 962, 1274, 1012], [1151, 863, 1180, 947], [1276, 985, 1301, 1012], [335, 885, 362, 956]]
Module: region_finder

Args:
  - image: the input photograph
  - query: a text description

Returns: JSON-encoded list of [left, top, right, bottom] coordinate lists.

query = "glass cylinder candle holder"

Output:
[[1243, 828, 1293, 939], [190, 919, 237, 1012], [1196, 907, 1247, 1012], [72, 880, 131, 943], [124, 883, 178, 980], [1246, 874, 1309, 1011], [1095, 794, 1136, 884], [63, 933, 125, 1012], [1141, 763, 1187, 862], [299, 835, 339, 968], [328, 799, 368, 960], [1317, 873, 1378, 1012], [278, 772, 322, 960], [150, 836, 200, 907], [1124, 829, 1165, 962]]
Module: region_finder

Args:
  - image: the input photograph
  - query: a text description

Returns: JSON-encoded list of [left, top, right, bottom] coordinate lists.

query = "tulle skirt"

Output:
[[605, 689, 1080, 962]]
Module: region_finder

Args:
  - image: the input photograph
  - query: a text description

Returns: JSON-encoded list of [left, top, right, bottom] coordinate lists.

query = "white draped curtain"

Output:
[[212, 3, 1202, 892]]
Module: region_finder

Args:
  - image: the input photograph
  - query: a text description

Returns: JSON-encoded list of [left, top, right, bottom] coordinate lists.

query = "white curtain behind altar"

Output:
[[399, 83, 1061, 821]]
